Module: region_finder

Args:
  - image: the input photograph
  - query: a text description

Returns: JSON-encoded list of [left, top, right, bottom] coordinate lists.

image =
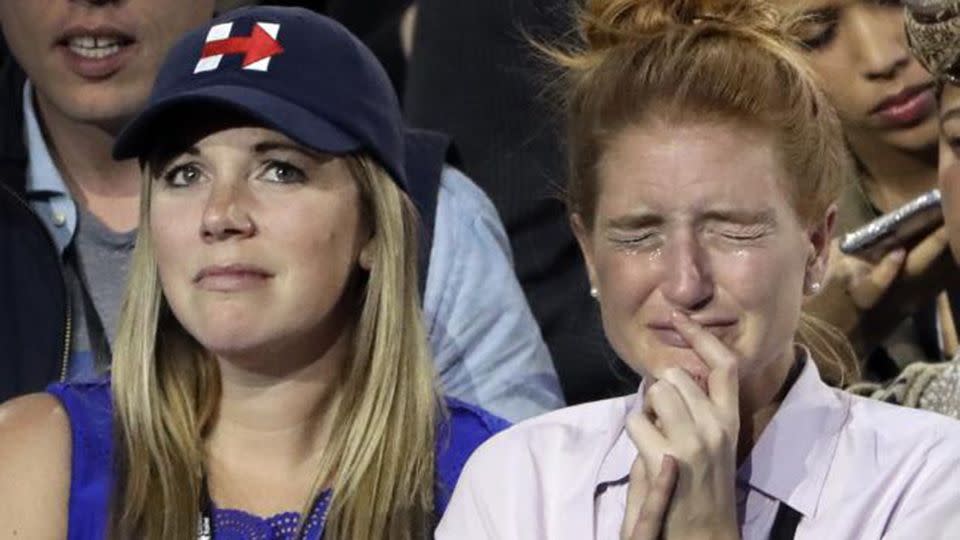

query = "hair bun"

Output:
[[580, 0, 784, 52]]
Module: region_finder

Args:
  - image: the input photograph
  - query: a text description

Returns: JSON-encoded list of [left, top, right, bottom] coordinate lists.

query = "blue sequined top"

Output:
[[47, 381, 510, 539]]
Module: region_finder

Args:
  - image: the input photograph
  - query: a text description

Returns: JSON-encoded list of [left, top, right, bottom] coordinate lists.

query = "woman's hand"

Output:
[[804, 228, 955, 357], [620, 311, 741, 540], [621, 454, 678, 540]]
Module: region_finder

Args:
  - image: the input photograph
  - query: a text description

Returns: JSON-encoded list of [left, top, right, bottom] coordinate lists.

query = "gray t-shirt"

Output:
[[66, 205, 136, 380]]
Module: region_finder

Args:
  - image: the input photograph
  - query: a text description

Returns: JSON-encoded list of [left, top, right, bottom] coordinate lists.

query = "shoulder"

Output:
[[0, 391, 71, 446], [46, 379, 112, 410], [445, 396, 512, 436], [841, 389, 960, 466], [437, 166, 502, 224], [453, 396, 631, 494], [0, 392, 71, 537], [435, 398, 511, 514], [467, 396, 630, 464], [437, 397, 511, 476]]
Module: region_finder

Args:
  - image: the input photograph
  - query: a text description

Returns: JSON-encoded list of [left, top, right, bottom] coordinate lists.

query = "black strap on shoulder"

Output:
[[402, 128, 454, 299], [769, 501, 802, 540]]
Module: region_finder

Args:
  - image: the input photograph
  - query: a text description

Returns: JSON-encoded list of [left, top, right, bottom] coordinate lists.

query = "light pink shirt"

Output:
[[437, 358, 960, 539]]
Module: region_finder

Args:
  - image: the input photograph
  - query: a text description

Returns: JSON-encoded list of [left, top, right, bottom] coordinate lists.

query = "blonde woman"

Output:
[[0, 7, 506, 540], [437, 1, 960, 539]]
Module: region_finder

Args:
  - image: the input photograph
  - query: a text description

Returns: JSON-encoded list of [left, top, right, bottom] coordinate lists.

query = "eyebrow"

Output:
[[604, 208, 776, 230], [604, 212, 662, 230], [252, 141, 329, 162], [804, 7, 839, 23], [700, 209, 777, 226]]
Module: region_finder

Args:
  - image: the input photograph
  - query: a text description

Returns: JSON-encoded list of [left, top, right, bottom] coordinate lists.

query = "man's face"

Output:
[[0, 0, 215, 132]]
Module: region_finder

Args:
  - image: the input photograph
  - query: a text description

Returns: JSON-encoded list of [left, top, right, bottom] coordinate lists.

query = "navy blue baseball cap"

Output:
[[113, 6, 407, 189]]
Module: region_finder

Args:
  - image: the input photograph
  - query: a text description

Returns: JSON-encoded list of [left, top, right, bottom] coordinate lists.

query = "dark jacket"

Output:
[[0, 51, 69, 403], [405, 0, 640, 403]]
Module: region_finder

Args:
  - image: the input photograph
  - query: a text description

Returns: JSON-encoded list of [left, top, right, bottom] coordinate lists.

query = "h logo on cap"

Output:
[[194, 21, 284, 74]]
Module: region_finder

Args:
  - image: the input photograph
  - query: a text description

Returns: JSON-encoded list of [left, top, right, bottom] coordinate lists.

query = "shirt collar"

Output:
[[737, 350, 849, 518], [23, 81, 70, 197], [594, 348, 850, 518]]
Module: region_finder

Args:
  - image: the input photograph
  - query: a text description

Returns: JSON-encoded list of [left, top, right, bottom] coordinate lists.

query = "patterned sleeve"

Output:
[[846, 359, 960, 419]]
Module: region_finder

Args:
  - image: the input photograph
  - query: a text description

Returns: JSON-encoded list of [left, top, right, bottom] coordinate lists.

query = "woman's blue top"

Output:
[[47, 381, 510, 539]]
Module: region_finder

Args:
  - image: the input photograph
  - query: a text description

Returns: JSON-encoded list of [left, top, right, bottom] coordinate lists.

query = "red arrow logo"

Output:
[[201, 24, 284, 68]]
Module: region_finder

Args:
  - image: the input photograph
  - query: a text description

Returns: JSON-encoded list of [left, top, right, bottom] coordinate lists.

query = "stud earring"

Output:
[[807, 281, 821, 294], [590, 287, 599, 299]]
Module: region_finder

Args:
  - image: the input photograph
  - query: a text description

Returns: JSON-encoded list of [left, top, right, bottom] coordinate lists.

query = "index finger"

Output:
[[671, 311, 739, 413]]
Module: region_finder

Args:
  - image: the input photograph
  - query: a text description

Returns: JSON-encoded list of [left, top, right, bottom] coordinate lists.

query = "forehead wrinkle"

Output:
[[596, 122, 789, 229]]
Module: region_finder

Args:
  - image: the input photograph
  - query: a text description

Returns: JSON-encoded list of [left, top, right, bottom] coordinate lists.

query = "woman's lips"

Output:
[[647, 321, 736, 348], [194, 264, 273, 292], [872, 84, 937, 128]]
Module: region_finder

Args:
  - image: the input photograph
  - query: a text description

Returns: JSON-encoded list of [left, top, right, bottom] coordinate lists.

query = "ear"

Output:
[[358, 236, 375, 271], [804, 204, 837, 294], [571, 213, 599, 294]]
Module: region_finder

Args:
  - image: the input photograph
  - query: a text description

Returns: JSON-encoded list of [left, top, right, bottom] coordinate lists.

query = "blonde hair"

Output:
[[110, 154, 439, 539], [547, 0, 860, 384]]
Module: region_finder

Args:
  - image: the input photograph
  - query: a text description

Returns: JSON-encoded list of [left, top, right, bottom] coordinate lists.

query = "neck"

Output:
[[847, 132, 938, 213], [34, 91, 140, 231], [734, 344, 801, 465], [204, 330, 351, 515]]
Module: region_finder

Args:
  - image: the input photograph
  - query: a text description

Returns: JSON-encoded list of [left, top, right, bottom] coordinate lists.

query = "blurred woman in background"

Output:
[[793, 0, 960, 382]]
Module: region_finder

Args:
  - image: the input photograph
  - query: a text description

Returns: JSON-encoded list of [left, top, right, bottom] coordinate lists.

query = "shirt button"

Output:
[[53, 212, 66, 227]]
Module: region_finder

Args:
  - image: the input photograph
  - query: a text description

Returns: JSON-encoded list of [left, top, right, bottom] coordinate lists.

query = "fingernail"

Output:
[[890, 249, 906, 263]]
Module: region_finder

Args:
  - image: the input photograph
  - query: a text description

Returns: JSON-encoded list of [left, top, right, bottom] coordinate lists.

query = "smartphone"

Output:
[[839, 189, 943, 263]]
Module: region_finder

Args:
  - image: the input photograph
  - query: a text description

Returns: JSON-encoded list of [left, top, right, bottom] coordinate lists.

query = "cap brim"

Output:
[[113, 85, 361, 161]]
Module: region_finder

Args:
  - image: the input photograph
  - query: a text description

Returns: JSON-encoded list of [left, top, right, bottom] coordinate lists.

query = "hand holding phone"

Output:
[[806, 218, 955, 357], [839, 189, 944, 263]]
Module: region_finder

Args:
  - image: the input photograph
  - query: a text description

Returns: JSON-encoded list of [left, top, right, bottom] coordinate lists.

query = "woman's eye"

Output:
[[948, 137, 960, 154], [162, 163, 202, 187], [722, 233, 762, 241], [610, 232, 658, 250], [712, 227, 766, 242], [799, 22, 837, 51], [798, 8, 839, 51], [262, 160, 307, 184]]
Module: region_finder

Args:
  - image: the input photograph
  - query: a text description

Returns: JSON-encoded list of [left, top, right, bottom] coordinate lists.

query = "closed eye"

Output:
[[704, 223, 771, 243], [608, 231, 659, 251]]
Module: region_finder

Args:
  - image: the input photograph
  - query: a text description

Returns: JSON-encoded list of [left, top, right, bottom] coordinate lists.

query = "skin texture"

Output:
[[795, 0, 938, 156], [150, 125, 376, 515], [574, 121, 828, 393], [571, 120, 832, 540], [0, 0, 215, 132], [939, 85, 960, 262], [150, 126, 372, 374]]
